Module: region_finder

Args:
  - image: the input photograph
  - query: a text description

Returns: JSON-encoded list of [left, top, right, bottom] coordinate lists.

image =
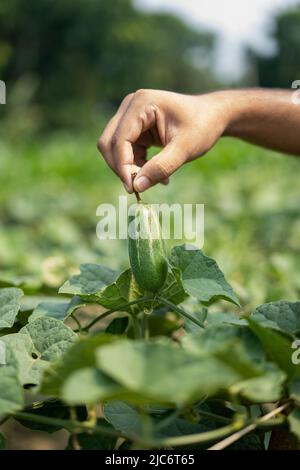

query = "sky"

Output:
[[136, 0, 299, 79]]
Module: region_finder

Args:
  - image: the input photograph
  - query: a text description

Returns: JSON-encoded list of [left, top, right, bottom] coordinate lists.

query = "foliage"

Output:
[[0, 0, 216, 131], [1, 243, 300, 449], [250, 4, 300, 87], [1, 134, 300, 312]]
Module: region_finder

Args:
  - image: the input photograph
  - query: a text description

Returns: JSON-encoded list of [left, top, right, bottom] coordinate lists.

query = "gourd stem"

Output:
[[83, 296, 153, 331], [131, 172, 141, 203], [156, 296, 204, 328]]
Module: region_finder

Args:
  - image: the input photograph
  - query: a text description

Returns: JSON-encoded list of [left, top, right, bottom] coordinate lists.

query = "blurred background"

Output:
[[0, 0, 300, 313]]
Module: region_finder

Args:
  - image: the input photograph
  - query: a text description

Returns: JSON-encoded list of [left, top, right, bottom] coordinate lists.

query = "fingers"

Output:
[[98, 90, 159, 192], [133, 138, 187, 192], [98, 89, 178, 193], [110, 98, 158, 192], [97, 93, 134, 184]]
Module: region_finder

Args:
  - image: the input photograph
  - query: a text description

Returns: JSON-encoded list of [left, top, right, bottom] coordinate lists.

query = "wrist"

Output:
[[214, 89, 253, 137], [204, 90, 240, 135]]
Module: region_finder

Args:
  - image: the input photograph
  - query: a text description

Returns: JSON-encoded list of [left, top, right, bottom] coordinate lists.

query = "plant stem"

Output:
[[156, 296, 204, 328], [207, 402, 289, 450], [148, 416, 246, 448], [83, 296, 153, 331], [71, 312, 83, 333], [69, 407, 81, 450], [196, 409, 232, 424], [141, 310, 149, 339], [13, 411, 123, 439], [131, 314, 141, 339]]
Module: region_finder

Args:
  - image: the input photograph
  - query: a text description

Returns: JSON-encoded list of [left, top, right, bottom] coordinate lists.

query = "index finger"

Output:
[[110, 96, 158, 191]]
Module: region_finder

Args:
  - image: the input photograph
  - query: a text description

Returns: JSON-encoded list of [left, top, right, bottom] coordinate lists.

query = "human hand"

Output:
[[98, 89, 231, 193]]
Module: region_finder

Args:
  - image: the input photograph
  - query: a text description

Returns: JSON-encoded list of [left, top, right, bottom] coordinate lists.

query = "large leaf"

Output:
[[61, 367, 122, 405], [183, 323, 265, 363], [2, 317, 77, 386], [104, 401, 213, 441], [96, 339, 259, 405], [59, 264, 119, 297], [0, 288, 23, 329], [104, 402, 142, 436], [0, 343, 23, 416], [230, 366, 286, 403], [251, 301, 300, 335], [247, 317, 300, 380], [29, 296, 86, 322], [41, 333, 117, 396], [95, 269, 143, 312], [170, 245, 239, 305]]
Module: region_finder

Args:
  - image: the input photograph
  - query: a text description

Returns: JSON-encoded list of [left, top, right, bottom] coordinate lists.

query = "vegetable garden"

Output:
[[1, 178, 300, 449]]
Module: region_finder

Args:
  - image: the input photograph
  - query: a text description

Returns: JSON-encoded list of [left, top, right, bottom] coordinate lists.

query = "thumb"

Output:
[[133, 139, 187, 192]]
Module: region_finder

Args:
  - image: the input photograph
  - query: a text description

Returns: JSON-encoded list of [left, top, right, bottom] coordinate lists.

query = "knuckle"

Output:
[[97, 137, 107, 153], [135, 88, 148, 99]]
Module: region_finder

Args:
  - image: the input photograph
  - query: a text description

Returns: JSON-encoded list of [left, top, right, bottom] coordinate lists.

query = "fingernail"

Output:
[[134, 176, 151, 192]]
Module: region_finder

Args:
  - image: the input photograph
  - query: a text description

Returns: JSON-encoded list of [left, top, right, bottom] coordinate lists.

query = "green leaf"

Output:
[[59, 264, 119, 297], [2, 317, 77, 386], [95, 268, 186, 314], [251, 301, 300, 335], [160, 267, 188, 306], [41, 333, 117, 396], [15, 401, 87, 433], [0, 288, 23, 329], [104, 401, 212, 441], [96, 269, 143, 312], [104, 402, 142, 436], [0, 343, 24, 416], [204, 311, 247, 327], [230, 366, 286, 403], [170, 245, 239, 305], [247, 317, 300, 380], [288, 408, 300, 440], [183, 323, 265, 363], [61, 367, 122, 405], [106, 316, 129, 335], [0, 433, 5, 450], [96, 339, 258, 405], [29, 296, 85, 322], [66, 419, 116, 449]]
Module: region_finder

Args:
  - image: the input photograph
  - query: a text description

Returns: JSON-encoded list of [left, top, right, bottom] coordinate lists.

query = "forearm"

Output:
[[220, 89, 300, 156]]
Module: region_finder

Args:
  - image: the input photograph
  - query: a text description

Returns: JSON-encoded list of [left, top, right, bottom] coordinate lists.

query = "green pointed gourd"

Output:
[[128, 203, 168, 293]]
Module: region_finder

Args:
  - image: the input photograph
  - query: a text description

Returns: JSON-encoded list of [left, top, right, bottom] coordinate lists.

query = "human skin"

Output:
[[97, 88, 300, 193]]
